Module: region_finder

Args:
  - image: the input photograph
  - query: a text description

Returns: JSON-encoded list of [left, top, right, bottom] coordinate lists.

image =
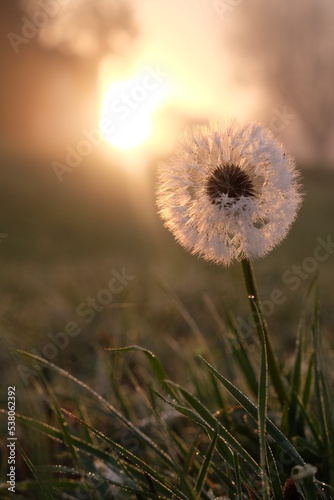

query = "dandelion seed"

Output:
[[156, 120, 302, 265]]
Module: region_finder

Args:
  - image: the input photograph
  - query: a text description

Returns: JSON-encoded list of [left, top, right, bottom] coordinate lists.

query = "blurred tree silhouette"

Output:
[[19, 0, 137, 58], [233, 0, 334, 164]]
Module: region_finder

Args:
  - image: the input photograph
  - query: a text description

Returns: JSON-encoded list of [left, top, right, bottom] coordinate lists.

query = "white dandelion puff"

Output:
[[156, 120, 302, 265]]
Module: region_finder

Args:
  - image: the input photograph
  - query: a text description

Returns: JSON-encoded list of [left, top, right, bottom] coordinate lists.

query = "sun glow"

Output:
[[99, 64, 169, 150]]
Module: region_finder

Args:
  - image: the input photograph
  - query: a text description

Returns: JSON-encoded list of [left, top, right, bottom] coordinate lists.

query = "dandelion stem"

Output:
[[241, 258, 288, 407]]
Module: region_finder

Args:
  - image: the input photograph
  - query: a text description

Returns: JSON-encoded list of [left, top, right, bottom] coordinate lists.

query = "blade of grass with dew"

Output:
[[111, 374, 134, 421], [223, 302, 259, 397], [312, 289, 331, 474], [293, 393, 323, 449], [153, 389, 232, 461], [293, 276, 318, 436], [288, 321, 304, 438], [199, 358, 328, 498], [154, 389, 261, 498], [266, 443, 284, 500], [15, 413, 145, 492], [36, 466, 107, 497], [302, 351, 314, 409], [203, 456, 237, 495], [42, 375, 81, 470], [241, 259, 288, 406], [115, 349, 207, 495], [167, 333, 227, 411], [181, 431, 202, 476], [0, 478, 91, 498], [61, 408, 139, 493], [256, 298, 270, 500], [295, 351, 314, 435], [17, 442, 55, 500], [195, 427, 218, 495], [107, 345, 177, 399], [314, 284, 334, 488], [208, 371, 226, 410], [61, 408, 195, 500], [170, 428, 238, 495], [233, 452, 243, 500], [16, 411, 191, 500], [165, 381, 263, 477], [199, 356, 305, 466], [16, 351, 177, 470], [320, 371, 334, 489], [73, 400, 95, 447], [204, 293, 258, 398]]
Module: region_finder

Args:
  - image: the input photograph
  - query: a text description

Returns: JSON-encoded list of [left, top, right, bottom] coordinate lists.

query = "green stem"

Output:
[[241, 259, 288, 407]]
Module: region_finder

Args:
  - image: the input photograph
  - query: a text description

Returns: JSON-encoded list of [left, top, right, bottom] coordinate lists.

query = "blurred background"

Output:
[[0, 0, 334, 394]]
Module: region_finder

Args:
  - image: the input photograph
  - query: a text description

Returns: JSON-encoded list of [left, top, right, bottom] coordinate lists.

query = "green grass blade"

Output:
[[195, 428, 218, 495], [17, 443, 55, 500], [257, 300, 270, 500], [199, 356, 305, 466], [182, 431, 202, 476], [15, 411, 189, 499], [15, 413, 137, 478], [280, 402, 289, 435], [166, 381, 262, 476], [43, 376, 80, 469], [293, 392, 323, 449], [170, 428, 238, 494], [204, 293, 258, 397], [233, 452, 243, 500], [223, 303, 259, 397], [107, 345, 176, 398], [36, 465, 161, 498], [288, 322, 304, 437], [16, 350, 175, 468], [312, 313, 329, 456], [302, 352, 314, 408], [241, 259, 288, 406], [0, 478, 92, 497], [73, 401, 94, 446], [296, 351, 315, 437], [208, 371, 226, 411], [320, 372, 334, 488], [266, 443, 284, 500], [61, 408, 191, 500]]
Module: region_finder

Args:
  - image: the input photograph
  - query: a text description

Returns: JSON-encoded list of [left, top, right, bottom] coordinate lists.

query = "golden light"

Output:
[[99, 64, 169, 151]]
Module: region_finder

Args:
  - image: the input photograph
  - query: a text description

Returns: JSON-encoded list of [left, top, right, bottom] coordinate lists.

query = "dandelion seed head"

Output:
[[156, 120, 302, 266]]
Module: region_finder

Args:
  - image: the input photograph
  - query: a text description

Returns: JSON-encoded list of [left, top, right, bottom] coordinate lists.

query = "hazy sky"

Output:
[[1, 0, 334, 164]]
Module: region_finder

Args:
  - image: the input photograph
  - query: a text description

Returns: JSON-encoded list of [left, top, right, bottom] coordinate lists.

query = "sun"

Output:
[[99, 68, 168, 150]]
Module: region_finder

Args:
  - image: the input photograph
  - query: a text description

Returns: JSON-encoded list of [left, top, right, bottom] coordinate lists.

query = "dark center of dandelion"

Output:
[[206, 164, 255, 205]]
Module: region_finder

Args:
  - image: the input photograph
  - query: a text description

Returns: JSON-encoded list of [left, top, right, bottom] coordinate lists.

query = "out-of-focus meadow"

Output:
[[1, 153, 333, 379], [0, 0, 334, 495]]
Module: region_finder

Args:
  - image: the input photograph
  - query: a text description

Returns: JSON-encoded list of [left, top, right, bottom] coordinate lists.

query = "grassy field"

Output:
[[0, 152, 333, 498]]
